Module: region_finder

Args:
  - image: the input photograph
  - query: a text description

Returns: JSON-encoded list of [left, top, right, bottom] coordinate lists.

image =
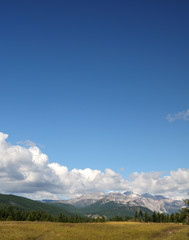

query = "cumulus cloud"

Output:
[[166, 109, 189, 122], [0, 132, 188, 200], [128, 169, 189, 199]]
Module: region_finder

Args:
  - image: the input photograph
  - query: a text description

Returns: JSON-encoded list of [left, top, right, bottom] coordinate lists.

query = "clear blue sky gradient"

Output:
[[0, 0, 189, 176]]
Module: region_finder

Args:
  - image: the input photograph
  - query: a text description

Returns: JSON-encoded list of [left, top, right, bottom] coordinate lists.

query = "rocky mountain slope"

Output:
[[54, 191, 185, 214]]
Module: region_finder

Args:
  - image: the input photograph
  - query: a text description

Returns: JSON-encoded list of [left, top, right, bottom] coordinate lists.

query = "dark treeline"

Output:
[[0, 198, 188, 224], [108, 211, 186, 223], [107, 212, 188, 224], [133, 209, 188, 224], [109, 215, 132, 221], [0, 206, 105, 223]]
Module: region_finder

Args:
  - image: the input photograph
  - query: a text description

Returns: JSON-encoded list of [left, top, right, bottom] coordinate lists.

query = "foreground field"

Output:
[[0, 221, 188, 240]]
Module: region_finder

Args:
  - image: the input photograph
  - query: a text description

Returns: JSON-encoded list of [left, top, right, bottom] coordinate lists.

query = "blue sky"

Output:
[[0, 1, 189, 198]]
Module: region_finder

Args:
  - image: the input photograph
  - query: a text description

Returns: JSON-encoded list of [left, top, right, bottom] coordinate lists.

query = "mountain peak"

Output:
[[141, 193, 167, 200], [123, 191, 134, 196]]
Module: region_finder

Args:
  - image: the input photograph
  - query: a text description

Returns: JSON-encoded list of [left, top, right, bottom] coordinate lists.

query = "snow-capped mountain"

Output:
[[60, 192, 106, 208], [59, 191, 185, 214]]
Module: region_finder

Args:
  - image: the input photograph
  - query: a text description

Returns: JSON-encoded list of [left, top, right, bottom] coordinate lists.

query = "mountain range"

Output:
[[0, 191, 185, 219], [43, 191, 185, 218]]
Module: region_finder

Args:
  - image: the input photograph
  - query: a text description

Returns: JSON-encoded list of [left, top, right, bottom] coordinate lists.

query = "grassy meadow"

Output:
[[0, 221, 188, 240]]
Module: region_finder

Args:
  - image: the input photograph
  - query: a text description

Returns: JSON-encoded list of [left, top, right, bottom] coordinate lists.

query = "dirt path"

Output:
[[150, 225, 188, 240]]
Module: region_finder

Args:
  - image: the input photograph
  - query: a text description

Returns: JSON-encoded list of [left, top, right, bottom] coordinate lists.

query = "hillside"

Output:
[[78, 200, 153, 218], [0, 194, 71, 216]]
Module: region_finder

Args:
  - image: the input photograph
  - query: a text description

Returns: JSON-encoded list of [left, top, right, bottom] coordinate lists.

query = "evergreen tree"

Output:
[[174, 213, 180, 223], [179, 194, 189, 224], [139, 210, 143, 220], [152, 212, 157, 222], [169, 213, 174, 222], [144, 212, 149, 222], [160, 213, 165, 223], [134, 211, 138, 221], [124, 216, 132, 221]]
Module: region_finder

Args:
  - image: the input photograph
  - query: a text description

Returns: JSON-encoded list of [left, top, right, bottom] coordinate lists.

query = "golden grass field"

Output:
[[0, 221, 188, 240]]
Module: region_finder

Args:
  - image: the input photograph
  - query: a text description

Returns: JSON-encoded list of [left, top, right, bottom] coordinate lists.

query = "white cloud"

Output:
[[128, 169, 189, 199], [166, 109, 189, 122], [0, 132, 188, 200]]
